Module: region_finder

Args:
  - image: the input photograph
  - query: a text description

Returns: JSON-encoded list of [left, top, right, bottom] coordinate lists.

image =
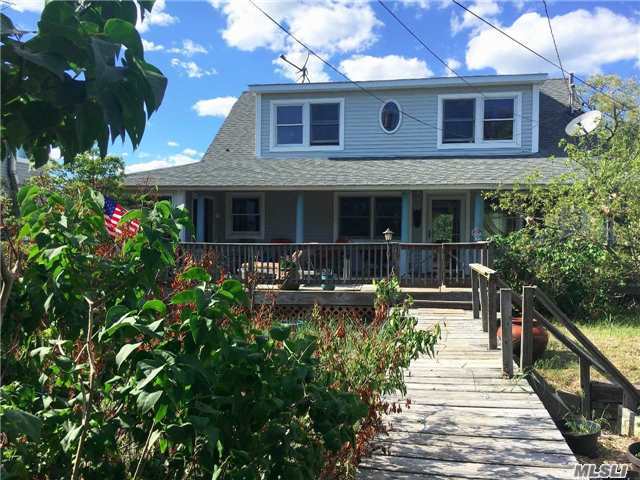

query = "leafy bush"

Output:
[[1, 184, 438, 479], [486, 75, 640, 318], [301, 300, 440, 477], [490, 231, 622, 318]]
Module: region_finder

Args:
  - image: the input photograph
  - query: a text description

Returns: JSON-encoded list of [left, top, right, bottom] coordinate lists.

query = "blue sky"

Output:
[[8, 0, 640, 172]]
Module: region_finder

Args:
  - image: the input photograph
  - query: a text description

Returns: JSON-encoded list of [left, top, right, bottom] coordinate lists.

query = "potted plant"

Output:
[[321, 269, 335, 290], [278, 251, 302, 290], [497, 312, 549, 361], [628, 441, 640, 470], [560, 414, 603, 457]]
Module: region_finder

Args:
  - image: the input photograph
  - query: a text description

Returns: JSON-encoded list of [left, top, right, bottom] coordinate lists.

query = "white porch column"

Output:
[[195, 194, 205, 242], [172, 190, 187, 242], [295, 192, 304, 243], [473, 192, 485, 241]]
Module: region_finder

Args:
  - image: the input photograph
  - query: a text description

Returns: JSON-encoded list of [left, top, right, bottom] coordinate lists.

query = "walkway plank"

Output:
[[358, 308, 576, 479]]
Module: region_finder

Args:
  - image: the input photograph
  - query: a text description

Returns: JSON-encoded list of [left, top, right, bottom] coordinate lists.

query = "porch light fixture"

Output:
[[383, 228, 393, 278]]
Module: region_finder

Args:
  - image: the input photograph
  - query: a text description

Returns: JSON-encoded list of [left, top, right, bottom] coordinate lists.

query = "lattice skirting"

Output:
[[269, 305, 374, 322]]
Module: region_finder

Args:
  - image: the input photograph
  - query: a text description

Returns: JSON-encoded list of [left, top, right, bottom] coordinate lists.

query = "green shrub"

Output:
[[1, 184, 438, 479]]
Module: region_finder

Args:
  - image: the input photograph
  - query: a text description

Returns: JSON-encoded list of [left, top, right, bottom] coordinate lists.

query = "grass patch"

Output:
[[534, 312, 640, 466], [535, 312, 640, 395]]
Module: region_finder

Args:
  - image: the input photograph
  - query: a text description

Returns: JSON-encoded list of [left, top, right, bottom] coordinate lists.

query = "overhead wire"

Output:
[[450, 0, 636, 114]]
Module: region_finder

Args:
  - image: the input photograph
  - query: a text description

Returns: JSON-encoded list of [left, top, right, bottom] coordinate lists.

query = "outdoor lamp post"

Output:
[[383, 228, 393, 278]]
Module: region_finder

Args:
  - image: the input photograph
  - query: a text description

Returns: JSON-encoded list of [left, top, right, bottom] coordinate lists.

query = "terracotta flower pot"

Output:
[[498, 316, 549, 361]]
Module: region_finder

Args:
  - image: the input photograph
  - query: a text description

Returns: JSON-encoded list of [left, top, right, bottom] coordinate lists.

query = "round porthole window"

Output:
[[380, 100, 401, 133]]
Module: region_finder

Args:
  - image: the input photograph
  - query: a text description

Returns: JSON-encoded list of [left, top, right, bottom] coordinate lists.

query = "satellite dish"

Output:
[[565, 110, 602, 136]]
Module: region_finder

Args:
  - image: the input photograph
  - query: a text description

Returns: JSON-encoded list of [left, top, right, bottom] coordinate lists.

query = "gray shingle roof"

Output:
[[126, 79, 574, 190]]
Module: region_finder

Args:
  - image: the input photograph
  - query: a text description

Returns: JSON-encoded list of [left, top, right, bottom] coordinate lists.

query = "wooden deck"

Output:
[[359, 308, 577, 480]]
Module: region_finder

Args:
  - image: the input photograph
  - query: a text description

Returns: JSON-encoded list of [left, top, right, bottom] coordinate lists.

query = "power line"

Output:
[[450, 0, 636, 113], [541, 0, 572, 102], [378, 0, 545, 132], [246, 0, 445, 136]]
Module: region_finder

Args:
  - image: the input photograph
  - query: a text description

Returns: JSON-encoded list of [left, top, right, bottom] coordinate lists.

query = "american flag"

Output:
[[103, 196, 140, 237]]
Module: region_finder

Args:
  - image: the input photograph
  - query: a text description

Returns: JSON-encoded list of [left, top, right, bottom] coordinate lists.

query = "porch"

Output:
[[170, 189, 516, 246], [180, 241, 490, 289]]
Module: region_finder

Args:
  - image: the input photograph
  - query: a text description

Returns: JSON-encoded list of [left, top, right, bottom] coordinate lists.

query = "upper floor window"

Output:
[[310, 103, 340, 146], [438, 93, 521, 149], [483, 98, 514, 141], [276, 105, 303, 145], [442, 99, 475, 144], [380, 100, 401, 133], [270, 98, 344, 151]]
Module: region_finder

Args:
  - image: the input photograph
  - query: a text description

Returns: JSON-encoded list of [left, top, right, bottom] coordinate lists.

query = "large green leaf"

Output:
[[142, 299, 167, 315], [1, 408, 42, 441], [104, 18, 143, 58], [116, 342, 142, 370], [137, 390, 163, 414], [180, 266, 211, 283]]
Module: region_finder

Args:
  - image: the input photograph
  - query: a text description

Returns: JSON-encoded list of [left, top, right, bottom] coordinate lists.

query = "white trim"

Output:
[[225, 192, 266, 240], [531, 85, 540, 153], [379, 99, 402, 134], [269, 98, 345, 152], [255, 93, 262, 158], [436, 92, 522, 150], [249, 73, 549, 93], [333, 191, 403, 241]]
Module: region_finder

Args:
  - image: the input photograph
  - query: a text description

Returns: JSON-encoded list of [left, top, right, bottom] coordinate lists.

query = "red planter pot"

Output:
[[498, 316, 549, 361]]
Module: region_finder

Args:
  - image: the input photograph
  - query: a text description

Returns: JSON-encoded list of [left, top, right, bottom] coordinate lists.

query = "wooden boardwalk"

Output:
[[359, 308, 577, 480]]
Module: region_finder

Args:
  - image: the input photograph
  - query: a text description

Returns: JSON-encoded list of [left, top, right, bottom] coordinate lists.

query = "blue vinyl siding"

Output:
[[260, 85, 534, 157]]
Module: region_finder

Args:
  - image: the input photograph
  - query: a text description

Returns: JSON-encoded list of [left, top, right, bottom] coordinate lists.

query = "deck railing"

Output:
[[470, 263, 640, 435], [180, 241, 489, 288]]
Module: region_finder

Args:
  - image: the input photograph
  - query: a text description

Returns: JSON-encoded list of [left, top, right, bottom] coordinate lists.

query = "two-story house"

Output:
[[125, 73, 574, 286]]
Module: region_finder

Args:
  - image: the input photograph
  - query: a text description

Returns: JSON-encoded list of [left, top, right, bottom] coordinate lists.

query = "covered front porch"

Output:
[[170, 188, 514, 244], [168, 188, 508, 288]]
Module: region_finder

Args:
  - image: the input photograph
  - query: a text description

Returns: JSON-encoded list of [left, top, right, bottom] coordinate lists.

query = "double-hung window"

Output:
[[310, 103, 340, 146], [337, 195, 402, 240], [438, 93, 521, 148], [271, 99, 344, 151], [442, 98, 475, 144], [276, 105, 303, 145], [483, 98, 515, 141], [226, 193, 264, 239]]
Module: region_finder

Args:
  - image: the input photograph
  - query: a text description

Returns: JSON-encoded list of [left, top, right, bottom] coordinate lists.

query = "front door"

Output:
[[429, 199, 461, 243]]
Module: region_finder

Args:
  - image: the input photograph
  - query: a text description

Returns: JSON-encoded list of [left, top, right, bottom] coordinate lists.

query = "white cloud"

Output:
[[167, 141, 179, 147], [137, 0, 178, 33], [210, 0, 383, 82], [125, 154, 199, 174], [339, 55, 432, 81], [444, 58, 462, 77], [451, 0, 501, 35], [168, 39, 208, 57], [170, 58, 217, 78], [182, 148, 199, 157], [466, 8, 640, 75], [9, 0, 43, 13], [142, 39, 164, 52], [192, 96, 238, 118]]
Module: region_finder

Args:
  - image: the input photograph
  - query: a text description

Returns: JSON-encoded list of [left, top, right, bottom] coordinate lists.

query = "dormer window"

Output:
[[483, 98, 515, 141], [437, 93, 521, 149], [270, 98, 344, 151], [442, 99, 475, 144], [276, 105, 303, 145]]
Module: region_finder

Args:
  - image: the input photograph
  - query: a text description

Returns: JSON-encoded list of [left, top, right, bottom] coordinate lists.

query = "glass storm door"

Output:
[[430, 199, 461, 243]]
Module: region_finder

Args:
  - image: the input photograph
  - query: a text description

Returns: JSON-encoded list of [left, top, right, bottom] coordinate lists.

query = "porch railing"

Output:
[[180, 241, 489, 288]]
